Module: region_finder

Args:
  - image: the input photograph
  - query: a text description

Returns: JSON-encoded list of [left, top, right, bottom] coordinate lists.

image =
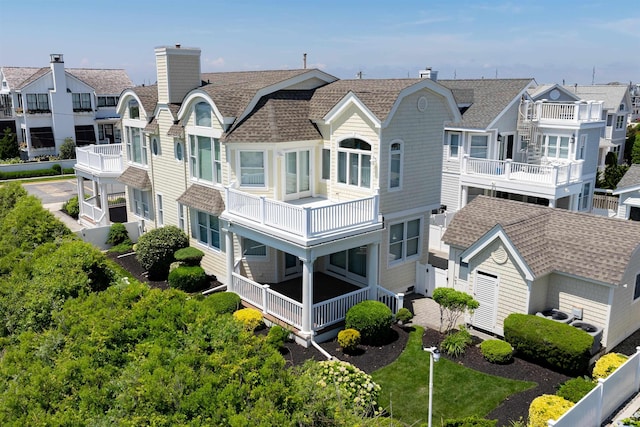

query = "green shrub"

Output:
[[433, 287, 479, 334], [51, 163, 62, 174], [233, 308, 263, 331], [0, 182, 27, 221], [266, 325, 290, 350], [204, 292, 241, 315], [442, 416, 497, 426], [395, 307, 413, 324], [441, 326, 473, 357], [135, 226, 189, 280], [106, 223, 131, 246], [168, 266, 208, 293], [504, 313, 593, 374], [592, 352, 628, 380], [556, 377, 596, 403], [528, 395, 573, 427], [59, 138, 76, 159], [338, 328, 361, 352], [480, 339, 513, 364], [174, 246, 205, 266], [345, 300, 393, 345], [62, 195, 80, 219]]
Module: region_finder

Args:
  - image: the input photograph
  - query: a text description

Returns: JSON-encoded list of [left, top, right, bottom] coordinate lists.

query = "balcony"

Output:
[[460, 156, 584, 197], [75, 144, 123, 174], [521, 100, 604, 125], [224, 187, 382, 245]]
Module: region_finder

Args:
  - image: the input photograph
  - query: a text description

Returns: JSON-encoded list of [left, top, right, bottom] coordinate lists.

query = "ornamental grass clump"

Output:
[[233, 307, 264, 331], [480, 339, 513, 364], [440, 326, 473, 357], [315, 360, 382, 416], [592, 352, 628, 381]]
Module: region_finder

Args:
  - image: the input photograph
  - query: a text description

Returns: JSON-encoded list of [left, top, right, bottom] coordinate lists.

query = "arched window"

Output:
[[337, 138, 371, 188], [389, 141, 402, 189], [195, 102, 212, 127]]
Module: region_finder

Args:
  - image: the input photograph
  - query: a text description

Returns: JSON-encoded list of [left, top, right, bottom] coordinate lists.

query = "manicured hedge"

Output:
[[204, 291, 241, 315], [480, 339, 513, 364], [168, 266, 208, 293], [0, 167, 74, 180], [345, 300, 393, 345], [174, 246, 205, 266], [504, 313, 593, 374]]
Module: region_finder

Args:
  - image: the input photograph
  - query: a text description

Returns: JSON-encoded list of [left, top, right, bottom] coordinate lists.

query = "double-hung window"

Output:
[[126, 126, 147, 165], [132, 189, 151, 219], [389, 142, 402, 189], [616, 115, 625, 130], [448, 133, 460, 159], [337, 138, 371, 188], [189, 135, 221, 183], [545, 136, 570, 159], [26, 93, 50, 112], [72, 93, 92, 111], [239, 151, 265, 186], [322, 148, 331, 180], [469, 135, 488, 158], [388, 218, 421, 264], [193, 210, 220, 250]]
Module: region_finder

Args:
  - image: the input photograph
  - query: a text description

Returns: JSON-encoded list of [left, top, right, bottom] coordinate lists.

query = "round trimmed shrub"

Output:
[[556, 377, 596, 403], [592, 352, 628, 380], [345, 300, 393, 345], [337, 328, 361, 352], [51, 163, 62, 174], [480, 339, 513, 364], [204, 292, 241, 315], [528, 395, 573, 427], [168, 265, 208, 292], [233, 308, 263, 331], [266, 325, 290, 350], [174, 246, 205, 266], [135, 226, 189, 279], [395, 307, 413, 324]]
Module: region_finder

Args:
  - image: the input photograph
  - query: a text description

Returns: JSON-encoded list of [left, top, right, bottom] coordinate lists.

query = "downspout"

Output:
[[310, 334, 335, 361]]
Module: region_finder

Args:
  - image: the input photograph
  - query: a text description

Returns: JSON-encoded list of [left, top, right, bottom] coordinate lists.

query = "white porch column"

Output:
[[548, 199, 555, 208], [301, 257, 314, 337], [367, 243, 379, 300], [92, 181, 100, 207], [461, 186, 469, 208], [76, 176, 85, 217], [99, 183, 109, 223], [224, 228, 234, 292]]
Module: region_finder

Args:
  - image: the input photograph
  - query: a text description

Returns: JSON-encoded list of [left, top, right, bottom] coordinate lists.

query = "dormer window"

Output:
[[129, 100, 140, 119], [619, 103, 625, 112], [337, 138, 371, 188], [195, 102, 212, 127]]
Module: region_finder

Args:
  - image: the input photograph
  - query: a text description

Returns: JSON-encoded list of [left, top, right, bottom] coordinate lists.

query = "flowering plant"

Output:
[[315, 360, 382, 416]]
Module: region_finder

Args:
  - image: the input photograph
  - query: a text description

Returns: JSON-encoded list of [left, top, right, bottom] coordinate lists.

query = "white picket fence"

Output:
[[548, 347, 640, 426]]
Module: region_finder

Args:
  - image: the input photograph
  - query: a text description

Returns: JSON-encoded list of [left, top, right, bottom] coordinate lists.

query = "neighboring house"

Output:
[[439, 79, 603, 216], [0, 54, 133, 159], [613, 164, 640, 221], [442, 196, 640, 351], [113, 45, 461, 345], [630, 83, 640, 124]]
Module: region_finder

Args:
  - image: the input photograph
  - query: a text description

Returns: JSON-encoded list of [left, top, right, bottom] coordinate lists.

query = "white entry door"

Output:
[[284, 150, 311, 200], [472, 271, 498, 333]]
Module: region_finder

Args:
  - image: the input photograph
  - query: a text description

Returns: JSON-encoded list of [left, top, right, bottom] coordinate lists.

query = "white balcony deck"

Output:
[[224, 187, 382, 245], [75, 144, 123, 174], [460, 156, 584, 197], [521, 100, 604, 125]]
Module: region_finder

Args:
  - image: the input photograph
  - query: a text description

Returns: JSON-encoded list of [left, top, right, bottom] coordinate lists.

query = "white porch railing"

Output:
[[75, 144, 123, 173], [225, 187, 380, 239], [80, 197, 105, 224], [522, 100, 604, 123], [378, 287, 405, 314], [313, 288, 369, 330], [462, 156, 583, 186], [548, 347, 640, 427], [592, 194, 619, 211]]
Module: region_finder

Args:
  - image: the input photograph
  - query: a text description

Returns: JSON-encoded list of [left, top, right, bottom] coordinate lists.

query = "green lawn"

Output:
[[372, 326, 535, 425]]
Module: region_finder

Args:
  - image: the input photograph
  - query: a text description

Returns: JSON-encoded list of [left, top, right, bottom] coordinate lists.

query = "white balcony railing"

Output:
[[461, 156, 584, 186], [80, 197, 106, 225], [75, 144, 123, 173], [225, 187, 380, 240], [521, 100, 604, 123]]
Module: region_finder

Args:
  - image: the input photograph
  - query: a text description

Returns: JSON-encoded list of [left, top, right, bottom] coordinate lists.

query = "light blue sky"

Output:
[[1, 0, 638, 86]]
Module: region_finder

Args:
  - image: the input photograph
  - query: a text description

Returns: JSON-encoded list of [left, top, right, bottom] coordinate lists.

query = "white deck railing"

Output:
[[592, 194, 619, 211], [378, 287, 405, 314], [462, 156, 583, 186], [80, 197, 105, 224], [548, 348, 640, 427], [313, 288, 369, 330], [226, 187, 380, 239], [75, 144, 123, 173], [522, 100, 604, 123]]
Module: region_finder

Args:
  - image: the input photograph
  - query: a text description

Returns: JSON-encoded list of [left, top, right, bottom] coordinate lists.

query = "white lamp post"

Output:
[[424, 346, 440, 427]]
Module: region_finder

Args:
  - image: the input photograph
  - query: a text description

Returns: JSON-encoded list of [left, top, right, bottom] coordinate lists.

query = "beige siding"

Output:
[[528, 274, 550, 313], [469, 239, 529, 335], [156, 55, 168, 104], [239, 242, 278, 283], [601, 249, 640, 349]]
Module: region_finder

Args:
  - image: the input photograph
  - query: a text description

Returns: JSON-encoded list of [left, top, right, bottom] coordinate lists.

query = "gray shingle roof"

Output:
[[1, 67, 43, 88], [438, 79, 534, 129], [1, 66, 132, 94], [177, 184, 225, 215], [616, 164, 640, 191], [562, 84, 630, 110], [117, 166, 151, 190], [130, 85, 159, 116], [443, 196, 640, 285]]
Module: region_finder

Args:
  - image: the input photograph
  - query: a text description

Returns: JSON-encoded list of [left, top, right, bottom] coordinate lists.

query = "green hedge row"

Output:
[[504, 313, 593, 374], [0, 166, 74, 180]]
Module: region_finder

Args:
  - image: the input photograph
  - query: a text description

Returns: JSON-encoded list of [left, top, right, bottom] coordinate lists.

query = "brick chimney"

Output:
[[154, 45, 201, 104]]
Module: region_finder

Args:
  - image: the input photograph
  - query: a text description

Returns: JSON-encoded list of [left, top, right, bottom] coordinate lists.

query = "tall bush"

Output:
[[433, 287, 479, 334], [135, 226, 188, 279], [0, 127, 19, 160], [59, 137, 76, 159], [106, 223, 131, 246]]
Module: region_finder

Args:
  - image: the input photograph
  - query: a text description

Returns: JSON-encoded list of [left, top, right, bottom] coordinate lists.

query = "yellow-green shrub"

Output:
[[233, 308, 263, 331], [592, 352, 628, 380], [528, 395, 573, 427], [338, 328, 361, 352]]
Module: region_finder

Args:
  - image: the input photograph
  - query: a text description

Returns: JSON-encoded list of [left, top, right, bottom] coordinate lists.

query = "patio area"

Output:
[[267, 272, 362, 304]]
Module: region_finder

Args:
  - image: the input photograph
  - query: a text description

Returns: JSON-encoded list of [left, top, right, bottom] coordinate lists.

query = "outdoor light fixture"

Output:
[[570, 133, 576, 144], [424, 346, 440, 427], [497, 134, 503, 142]]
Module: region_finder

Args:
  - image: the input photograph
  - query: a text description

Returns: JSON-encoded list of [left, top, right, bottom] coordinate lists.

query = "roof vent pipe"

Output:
[[175, 44, 181, 48], [303, 53, 307, 69]]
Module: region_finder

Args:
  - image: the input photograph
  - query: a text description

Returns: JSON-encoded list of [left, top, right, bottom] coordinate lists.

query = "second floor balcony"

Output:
[[223, 187, 382, 246], [75, 144, 123, 174], [521, 100, 604, 125]]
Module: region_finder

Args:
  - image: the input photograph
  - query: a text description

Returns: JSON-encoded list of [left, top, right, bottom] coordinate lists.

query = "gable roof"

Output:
[[527, 83, 581, 102], [438, 78, 533, 129], [443, 196, 640, 285], [127, 85, 160, 116], [562, 84, 630, 111], [614, 164, 640, 194], [1, 66, 132, 94]]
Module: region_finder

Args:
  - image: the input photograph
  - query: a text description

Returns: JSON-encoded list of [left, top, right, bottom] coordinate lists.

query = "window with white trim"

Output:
[[337, 138, 371, 188], [577, 135, 587, 160], [97, 96, 118, 107], [177, 203, 185, 231], [195, 102, 212, 127], [242, 238, 266, 258], [189, 135, 221, 183], [72, 93, 92, 111], [329, 247, 367, 279], [156, 194, 164, 225], [448, 133, 460, 159], [129, 100, 139, 119], [126, 126, 147, 165], [578, 182, 591, 211], [26, 93, 50, 112], [607, 114, 614, 127], [544, 135, 570, 159], [388, 218, 421, 264], [239, 151, 265, 186], [322, 148, 330, 180], [132, 188, 151, 219], [469, 135, 488, 158], [192, 210, 220, 250], [175, 140, 184, 161], [151, 136, 160, 156], [389, 141, 402, 189], [616, 115, 625, 129], [634, 273, 640, 301]]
